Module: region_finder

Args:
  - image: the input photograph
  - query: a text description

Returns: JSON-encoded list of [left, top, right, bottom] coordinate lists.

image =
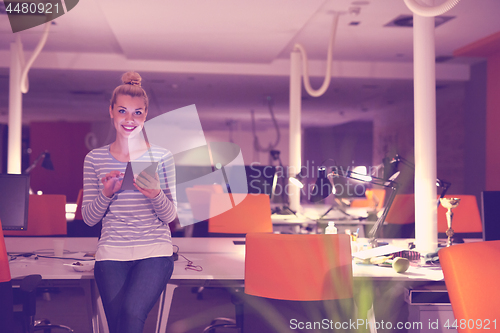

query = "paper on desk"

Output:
[[62, 252, 91, 259], [352, 245, 407, 260]]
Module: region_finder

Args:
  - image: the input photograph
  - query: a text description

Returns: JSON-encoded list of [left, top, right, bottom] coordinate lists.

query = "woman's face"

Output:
[[109, 94, 147, 138]]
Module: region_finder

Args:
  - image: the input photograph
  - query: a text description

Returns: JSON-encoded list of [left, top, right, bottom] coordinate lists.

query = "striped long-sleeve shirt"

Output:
[[82, 145, 177, 261]]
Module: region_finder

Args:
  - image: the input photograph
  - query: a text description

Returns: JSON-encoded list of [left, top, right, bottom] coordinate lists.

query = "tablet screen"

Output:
[[120, 161, 159, 191]]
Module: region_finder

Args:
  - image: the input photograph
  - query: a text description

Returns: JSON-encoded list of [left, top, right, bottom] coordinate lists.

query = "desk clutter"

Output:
[[5, 236, 459, 333], [63, 262, 95, 272]]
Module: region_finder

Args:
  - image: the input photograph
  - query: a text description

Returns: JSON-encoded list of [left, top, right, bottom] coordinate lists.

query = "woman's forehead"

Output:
[[115, 95, 146, 108]]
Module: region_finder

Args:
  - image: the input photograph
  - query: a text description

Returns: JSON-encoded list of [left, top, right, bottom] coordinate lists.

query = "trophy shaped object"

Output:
[[440, 198, 461, 247]]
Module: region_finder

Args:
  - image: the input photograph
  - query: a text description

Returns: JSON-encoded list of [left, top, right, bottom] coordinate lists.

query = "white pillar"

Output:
[[289, 50, 302, 212], [8, 41, 23, 174], [413, 11, 438, 253]]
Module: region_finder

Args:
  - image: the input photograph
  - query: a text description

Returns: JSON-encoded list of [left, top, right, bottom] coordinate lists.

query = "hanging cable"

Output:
[[251, 96, 281, 153], [293, 11, 340, 98], [404, 0, 460, 17], [226, 119, 235, 143], [20, 22, 51, 94]]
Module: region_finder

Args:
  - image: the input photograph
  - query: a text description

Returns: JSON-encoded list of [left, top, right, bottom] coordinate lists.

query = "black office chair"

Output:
[[13, 274, 74, 333]]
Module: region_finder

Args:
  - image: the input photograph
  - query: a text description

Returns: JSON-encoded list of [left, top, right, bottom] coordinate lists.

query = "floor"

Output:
[[21, 286, 237, 333]]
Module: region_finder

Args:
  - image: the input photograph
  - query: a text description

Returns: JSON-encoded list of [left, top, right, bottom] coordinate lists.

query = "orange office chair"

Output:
[[384, 194, 415, 225], [185, 184, 225, 237], [437, 195, 482, 237], [202, 194, 273, 331], [439, 240, 500, 332], [185, 184, 224, 222], [3, 194, 67, 236], [350, 188, 386, 211], [380, 194, 415, 238], [243, 233, 354, 333], [0, 219, 14, 332], [208, 193, 273, 236]]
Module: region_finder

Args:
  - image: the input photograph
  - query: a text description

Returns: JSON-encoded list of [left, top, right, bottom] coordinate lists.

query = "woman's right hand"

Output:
[[101, 170, 124, 198]]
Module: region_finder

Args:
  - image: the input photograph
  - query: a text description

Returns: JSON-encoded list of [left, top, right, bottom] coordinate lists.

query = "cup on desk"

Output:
[[53, 238, 66, 257]]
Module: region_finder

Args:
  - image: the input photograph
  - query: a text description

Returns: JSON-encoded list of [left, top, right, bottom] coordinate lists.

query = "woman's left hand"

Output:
[[133, 171, 161, 199]]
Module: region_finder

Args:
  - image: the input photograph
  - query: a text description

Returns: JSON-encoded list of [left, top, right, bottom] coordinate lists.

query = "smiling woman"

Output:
[[81, 71, 177, 333]]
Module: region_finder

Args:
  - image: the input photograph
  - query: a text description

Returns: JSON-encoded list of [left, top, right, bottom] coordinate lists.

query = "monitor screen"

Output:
[[481, 191, 500, 241], [0, 174, 30, 231], [244, 165, 276, 196], [225, 164, 277, 196], [174, 164, 277, 203]]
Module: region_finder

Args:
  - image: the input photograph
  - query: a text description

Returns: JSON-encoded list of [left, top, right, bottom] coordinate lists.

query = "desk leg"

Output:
[[81, 280, 96, 333], [89, 279, 109, 333], [156, 283, 178, 333]]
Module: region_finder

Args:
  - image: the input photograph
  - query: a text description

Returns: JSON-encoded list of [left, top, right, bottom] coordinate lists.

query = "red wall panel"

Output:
[[29, 122, 91, 202]]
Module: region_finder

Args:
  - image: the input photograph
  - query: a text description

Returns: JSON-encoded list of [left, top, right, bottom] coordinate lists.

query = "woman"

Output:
[[82, 71, 177, 333]]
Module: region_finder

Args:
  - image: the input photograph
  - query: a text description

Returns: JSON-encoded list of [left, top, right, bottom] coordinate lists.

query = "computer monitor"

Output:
[[481, 191, 500, 241], [244, 165, 276, 196], [0, 174, 30, 231]]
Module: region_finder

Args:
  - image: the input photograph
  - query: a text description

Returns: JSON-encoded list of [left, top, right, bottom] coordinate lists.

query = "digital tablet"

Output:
[[120, 161, 159, 191]]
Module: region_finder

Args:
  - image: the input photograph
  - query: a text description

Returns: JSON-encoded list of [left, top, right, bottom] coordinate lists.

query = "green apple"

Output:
[[392, 257, 410, 273]]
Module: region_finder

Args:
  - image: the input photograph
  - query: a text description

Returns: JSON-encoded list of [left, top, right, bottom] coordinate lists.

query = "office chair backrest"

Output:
[[439, 240, 500, 331], [437, 195, 482, 233], [208, 193, 272, 234], [0, 220, 11, 283], [185, 184, 224, 221], [383, 193, 482, 232], [4, 195, 67, 236], [0, 219, 13, 333], [384, 194, 415, 225], [350, 188, 386, 210], [245, 233, 353, 301], [368, 188, 386, 210]]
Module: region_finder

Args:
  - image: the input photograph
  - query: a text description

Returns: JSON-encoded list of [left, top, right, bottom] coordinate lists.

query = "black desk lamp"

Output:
[[24, 150, 54, 175], [310, 166, 333, 203], [312, 166, 400, 247], [364, 171, 400, 245], [389, 154, 451, 208], [270, 150, 296, 215], [24, 150, 54, 195]]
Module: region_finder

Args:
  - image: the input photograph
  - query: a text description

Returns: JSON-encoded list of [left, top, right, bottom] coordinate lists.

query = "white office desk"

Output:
[[5, 237, 246, 333], [6, 237, 101, 332], [6, 237, 446, 333]]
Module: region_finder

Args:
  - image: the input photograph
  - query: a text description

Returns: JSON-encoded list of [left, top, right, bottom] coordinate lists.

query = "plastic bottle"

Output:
[[325, 222, 337, 234]]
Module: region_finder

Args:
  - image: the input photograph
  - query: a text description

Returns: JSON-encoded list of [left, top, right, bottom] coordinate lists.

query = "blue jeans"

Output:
[[94, 256, 174, 333]]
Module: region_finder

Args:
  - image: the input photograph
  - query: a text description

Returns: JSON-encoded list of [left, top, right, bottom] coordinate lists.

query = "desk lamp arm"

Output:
[[24, 150, 53, 175], [24, 152, 46, 174], [368, 182, 399, 246], [437, 179, 451, 208]]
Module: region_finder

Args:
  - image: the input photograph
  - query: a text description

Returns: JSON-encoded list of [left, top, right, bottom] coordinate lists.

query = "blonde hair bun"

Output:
[[121, 71, 142, 87]]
